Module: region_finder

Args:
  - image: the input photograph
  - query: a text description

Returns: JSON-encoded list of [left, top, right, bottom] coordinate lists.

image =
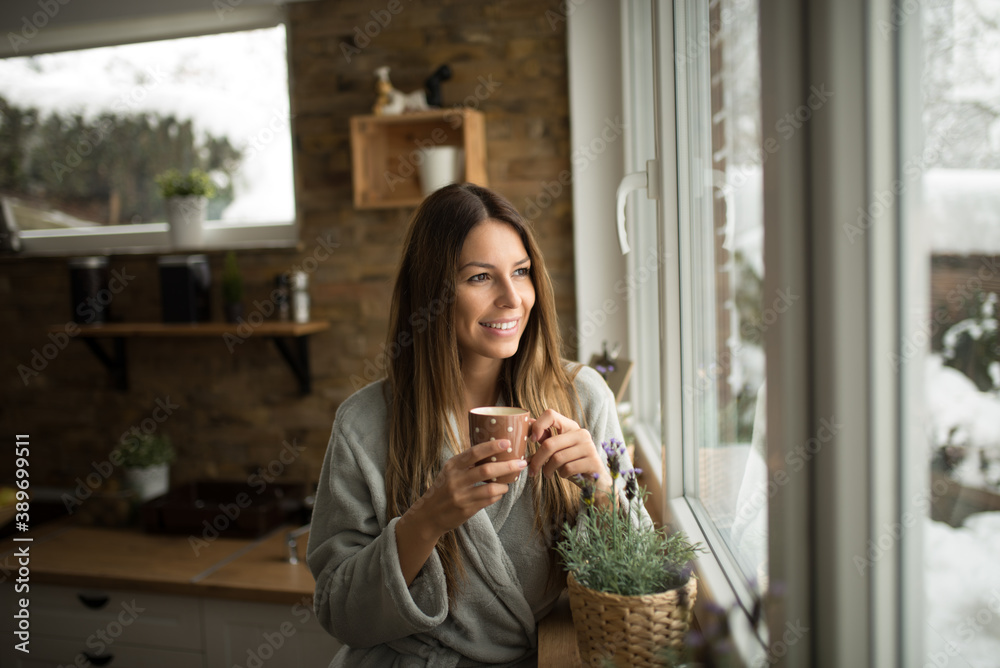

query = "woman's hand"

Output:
[[396, 439, 526, 585], [527, 410, 613, 494], [402, 439, 526, 538]]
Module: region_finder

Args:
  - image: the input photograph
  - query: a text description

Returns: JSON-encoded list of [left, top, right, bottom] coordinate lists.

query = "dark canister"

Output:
[[68, 256, 111, 324], [158, 254, 211, 323]]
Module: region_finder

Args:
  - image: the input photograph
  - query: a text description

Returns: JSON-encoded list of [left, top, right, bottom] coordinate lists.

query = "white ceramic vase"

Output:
[[124, 464, 170, 502], [165, 195, 207, 248], [416, 146, 464, 198]]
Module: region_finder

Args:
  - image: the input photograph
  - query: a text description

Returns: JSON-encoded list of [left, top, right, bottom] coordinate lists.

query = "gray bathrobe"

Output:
[[307, 365, 624, 667]]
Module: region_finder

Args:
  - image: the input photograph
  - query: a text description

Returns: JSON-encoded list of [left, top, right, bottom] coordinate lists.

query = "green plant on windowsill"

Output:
[[222, 250, 245, 322], [555, 440, 703, 665], [155, 168, 217, 199], [116, 433, 176, 470]]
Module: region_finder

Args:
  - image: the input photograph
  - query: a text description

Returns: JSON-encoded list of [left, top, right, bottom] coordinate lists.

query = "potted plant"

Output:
[[156, 168, 216, 249], [555, 439, 701, 667], [117, 433, 176, 502], [221, 250, 244, 323]]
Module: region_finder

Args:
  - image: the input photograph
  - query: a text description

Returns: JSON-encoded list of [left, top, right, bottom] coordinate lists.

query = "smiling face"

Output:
[[454, 219, 536, 367]]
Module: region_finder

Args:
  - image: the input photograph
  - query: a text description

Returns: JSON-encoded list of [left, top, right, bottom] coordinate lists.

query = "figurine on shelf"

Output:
[[373, 66, 426, 116], [424, 64, 452, 108], [372, 64, 453, 116]]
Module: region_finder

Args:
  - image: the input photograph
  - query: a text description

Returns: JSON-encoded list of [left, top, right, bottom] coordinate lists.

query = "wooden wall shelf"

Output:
[[350, 108, 487, 209], [52, 322, 330, 394]]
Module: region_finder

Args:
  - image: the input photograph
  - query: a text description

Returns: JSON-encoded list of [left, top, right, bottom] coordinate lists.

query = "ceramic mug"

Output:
[[468, 406, 531, 484]]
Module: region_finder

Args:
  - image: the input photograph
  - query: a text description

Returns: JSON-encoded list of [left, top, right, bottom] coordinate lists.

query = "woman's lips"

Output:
[[479, 318, 520, 335]]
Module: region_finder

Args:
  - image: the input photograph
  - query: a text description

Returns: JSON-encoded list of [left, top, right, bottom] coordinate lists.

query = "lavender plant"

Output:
[[555, 439, 700, 596]]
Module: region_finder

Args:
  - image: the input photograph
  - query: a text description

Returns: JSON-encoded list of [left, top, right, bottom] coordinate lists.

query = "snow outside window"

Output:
[[0, 24, 296, 255], [909, 1, 1000, 665]]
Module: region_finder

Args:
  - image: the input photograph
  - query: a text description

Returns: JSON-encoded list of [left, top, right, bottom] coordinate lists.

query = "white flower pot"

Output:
[[416, 146, 464, 198], [124, 464, 170, 501], [165, 196, 207, 248]]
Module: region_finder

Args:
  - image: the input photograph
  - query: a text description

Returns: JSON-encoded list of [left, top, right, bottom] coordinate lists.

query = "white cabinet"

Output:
[[204, 598, 341, 667], [1, 584, 206, 668], [1, 585, 340, 668]]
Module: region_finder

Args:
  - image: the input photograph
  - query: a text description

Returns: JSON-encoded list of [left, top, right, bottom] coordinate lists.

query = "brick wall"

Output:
[[0, 0, 575, 494]]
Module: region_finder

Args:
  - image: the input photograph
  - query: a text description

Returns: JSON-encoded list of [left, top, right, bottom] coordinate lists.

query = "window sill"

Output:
[[10, 221, 299, 257]]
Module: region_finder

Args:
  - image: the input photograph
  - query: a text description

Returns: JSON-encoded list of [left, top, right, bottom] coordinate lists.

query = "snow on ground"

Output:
[[924, 354, 1000, 666], [925, 513, 1000, 666]]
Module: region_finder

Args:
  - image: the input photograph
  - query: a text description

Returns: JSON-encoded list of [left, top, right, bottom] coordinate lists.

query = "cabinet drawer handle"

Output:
[[82, 652, 114, 666], [77, 594, 110, 609]]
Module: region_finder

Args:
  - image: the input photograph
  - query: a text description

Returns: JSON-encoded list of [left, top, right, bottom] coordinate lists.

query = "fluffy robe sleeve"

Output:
[[306, 381, 450, 649]]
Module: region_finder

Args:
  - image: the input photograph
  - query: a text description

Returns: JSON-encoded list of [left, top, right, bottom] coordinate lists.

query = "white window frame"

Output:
[[0, 1, 300, 256], [615, 0, 918, 665]]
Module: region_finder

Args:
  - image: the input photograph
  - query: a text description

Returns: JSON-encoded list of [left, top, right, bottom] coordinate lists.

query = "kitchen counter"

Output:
[[1, 520, 314, 605], [3, 520, 584, 661]]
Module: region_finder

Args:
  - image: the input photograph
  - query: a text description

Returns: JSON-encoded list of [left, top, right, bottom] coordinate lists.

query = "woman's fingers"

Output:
[[529, 409, 579, 443]]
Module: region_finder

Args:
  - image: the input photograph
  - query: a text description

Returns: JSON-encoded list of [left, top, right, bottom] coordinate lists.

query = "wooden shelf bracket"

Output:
[[56, 322, 329, 395]]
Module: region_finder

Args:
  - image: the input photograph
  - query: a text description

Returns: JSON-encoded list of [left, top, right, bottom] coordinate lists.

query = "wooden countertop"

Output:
[[4, 521, 586, 658], [1, 522, 315, 604]]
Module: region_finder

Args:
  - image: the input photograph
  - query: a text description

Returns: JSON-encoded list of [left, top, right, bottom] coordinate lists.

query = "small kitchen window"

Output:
[[0, 12, 297, 256]]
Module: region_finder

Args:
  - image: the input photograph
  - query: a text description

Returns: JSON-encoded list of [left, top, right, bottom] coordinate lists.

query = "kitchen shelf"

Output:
[[51, 321, 330, 394], [350, 108, 487, 209]]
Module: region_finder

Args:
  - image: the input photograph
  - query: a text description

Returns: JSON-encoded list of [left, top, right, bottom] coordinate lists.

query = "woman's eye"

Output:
[[514, 267, 531, 277], [469, 272, 489, 283]]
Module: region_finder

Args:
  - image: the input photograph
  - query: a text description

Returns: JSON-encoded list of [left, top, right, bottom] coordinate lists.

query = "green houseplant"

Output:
[[156, 168, 216, 249], [117, 433, 176, 502], [221, 250, 244, 323], [555, 439, 700, 667]]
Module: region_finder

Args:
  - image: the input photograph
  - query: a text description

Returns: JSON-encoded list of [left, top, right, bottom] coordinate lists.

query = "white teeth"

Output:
[[483, 321, 516, 330]]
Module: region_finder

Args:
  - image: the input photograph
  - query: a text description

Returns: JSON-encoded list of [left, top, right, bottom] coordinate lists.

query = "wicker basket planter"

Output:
[[566, 572, 697, 667]]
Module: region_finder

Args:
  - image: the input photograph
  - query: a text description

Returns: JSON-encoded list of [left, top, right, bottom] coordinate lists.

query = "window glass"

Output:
[[0, 25, 293, 230], [676, 0, 767, 588], [915, 1, 1000, 664]]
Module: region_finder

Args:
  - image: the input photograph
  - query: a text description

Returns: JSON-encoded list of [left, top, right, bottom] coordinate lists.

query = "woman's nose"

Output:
[[496, 277, 522, 308]]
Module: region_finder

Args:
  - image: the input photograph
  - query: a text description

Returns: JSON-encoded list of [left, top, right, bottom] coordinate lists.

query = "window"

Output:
[[0, 6, 296, 255], [908, 1, 1000, 665], [622, 0, 768, 659]]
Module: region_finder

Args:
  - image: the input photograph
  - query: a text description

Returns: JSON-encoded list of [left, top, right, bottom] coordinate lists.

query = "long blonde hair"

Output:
[[384, 183, 582, 598]]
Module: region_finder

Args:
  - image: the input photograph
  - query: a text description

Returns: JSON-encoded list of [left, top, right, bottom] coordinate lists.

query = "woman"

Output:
[[307, 183, 624, 666]]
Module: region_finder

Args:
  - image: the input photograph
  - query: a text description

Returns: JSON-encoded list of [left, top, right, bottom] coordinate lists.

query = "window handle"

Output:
[[615, 159, 659, 255]]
